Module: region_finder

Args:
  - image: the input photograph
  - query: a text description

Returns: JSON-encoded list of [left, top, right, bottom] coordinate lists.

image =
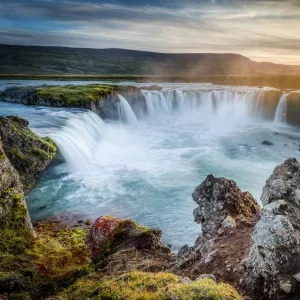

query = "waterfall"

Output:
[[117, 94, 138, 124], [51, 111, 105, 170], [274, 94, 288, 124], [141, 89, 265, 121]]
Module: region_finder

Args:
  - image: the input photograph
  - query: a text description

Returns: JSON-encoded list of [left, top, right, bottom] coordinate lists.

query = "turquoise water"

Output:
[[1, 81, 299, 250]]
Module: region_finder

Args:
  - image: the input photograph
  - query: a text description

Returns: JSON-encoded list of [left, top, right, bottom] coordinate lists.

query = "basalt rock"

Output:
[[244, 158, 300, 299], [172, 175, 260, 285], [86, 216, 172, 275], [0, 116, 57, 192]]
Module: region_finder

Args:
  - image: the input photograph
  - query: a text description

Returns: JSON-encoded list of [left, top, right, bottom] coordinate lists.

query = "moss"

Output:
[[31, 148, 50, 159], [8, 292, 31, 300], [0, 189, 33, 254], [59, 271, 243, 300], [8, 147, 24, 160], [27, 221, 91, 279], [36, 84, 115, 106], [0, 153, 5, 160]]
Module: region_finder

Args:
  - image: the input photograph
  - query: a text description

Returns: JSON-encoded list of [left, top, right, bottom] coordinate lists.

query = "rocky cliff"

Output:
[[0, 137, 35, 254], [0, 116, 57, 192], [244, 158, 300, 299], [171, 175, 260, 286], [0, 84, 146, 120]]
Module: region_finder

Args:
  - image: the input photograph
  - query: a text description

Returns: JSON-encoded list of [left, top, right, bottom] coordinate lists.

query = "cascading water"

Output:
[[3, 80, 299, 251], [141, 89, 265, 122], [274, 94, 288, 124], [51, 111, 105, 170], [117, 94, 138, 124]]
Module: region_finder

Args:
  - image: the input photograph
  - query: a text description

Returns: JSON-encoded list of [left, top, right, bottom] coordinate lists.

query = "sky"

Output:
[[0, 0, 300, 64]]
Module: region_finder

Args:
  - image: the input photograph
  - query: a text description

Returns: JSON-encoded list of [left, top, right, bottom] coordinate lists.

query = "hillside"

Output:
[[1, 44, 300, 76]]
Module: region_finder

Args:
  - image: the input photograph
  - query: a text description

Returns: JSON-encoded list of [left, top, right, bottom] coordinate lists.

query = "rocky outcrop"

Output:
[[244, 158, 300, 299], [0, 136, 35, 254], [172, 175, 260, 285], [0, 85, 146, 120], [0, 116, 57, 192], [86, 216, 172, 275]]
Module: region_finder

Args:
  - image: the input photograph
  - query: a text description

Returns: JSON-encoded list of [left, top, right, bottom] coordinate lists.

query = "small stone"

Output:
[[280, 280, 291, 294], [293, 273, 300, 282], [178, 244, 190, 258], [262, 140, 274, 146], [85, 219, 92, 226], [221, 215, 236, 229], [196, 274, 216, 281], [182, 277, 193, 284]]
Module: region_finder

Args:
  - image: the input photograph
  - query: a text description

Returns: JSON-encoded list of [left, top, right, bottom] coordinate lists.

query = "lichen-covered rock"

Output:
[[193, 175, 259, 238], [0, 116, 57, 192], [172, 175, 260, 285], [86, 216, 172, 274], [244, 158, 300, 299], [58, 271, 243, 300], [0, 137, 35, 254]]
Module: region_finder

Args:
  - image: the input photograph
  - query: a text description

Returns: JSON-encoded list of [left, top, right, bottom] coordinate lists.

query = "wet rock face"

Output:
[[193, 175, 259, 238], [245, 158, 300, 300], [86, 216, 172, 275], [0, 116, 57, 192]]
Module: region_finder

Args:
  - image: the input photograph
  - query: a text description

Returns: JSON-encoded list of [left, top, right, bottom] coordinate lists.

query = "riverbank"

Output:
[[2, 74, 300, 89]]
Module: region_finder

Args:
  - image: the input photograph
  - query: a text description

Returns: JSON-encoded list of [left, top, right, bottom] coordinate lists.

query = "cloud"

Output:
[[0, 0, 300, 64]]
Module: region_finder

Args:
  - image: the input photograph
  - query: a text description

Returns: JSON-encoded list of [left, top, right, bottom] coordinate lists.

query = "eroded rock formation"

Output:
[[172, 175, 260, 285], [244, 158, 300, 299]]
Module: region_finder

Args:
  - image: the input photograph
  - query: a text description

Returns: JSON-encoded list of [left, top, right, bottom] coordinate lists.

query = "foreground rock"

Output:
[[86, 216, 172, 274], [0, 137, 35, 254], [244, 158, 300, 299], [172, 175, 260, 286], [0, 116, 57, 192]]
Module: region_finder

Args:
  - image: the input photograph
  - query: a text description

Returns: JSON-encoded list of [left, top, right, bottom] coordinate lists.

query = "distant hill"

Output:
[[1, 44, 300, 76]]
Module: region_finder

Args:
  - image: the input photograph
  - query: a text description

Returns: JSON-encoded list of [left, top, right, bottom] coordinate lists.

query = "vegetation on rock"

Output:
[[59, 271, 243, 300], [0, 116, 57, 192], [36, 84, 114, 106]]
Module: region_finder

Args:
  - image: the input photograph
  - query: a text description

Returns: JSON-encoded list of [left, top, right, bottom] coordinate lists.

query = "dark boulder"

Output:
[[262, 140, 274, 146]]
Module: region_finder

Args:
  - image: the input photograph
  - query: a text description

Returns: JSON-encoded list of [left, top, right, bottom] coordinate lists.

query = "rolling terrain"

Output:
[[2, 44, 300, 76]]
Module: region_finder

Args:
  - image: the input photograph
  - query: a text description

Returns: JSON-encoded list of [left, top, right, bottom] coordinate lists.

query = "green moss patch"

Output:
[[60, 271, 243, 300], [0, 116, 57, 192], [36, 84, 114, 106], [0, 189, 33, 254], [8, 148, 24, 160], [27, 220, 91, 278]]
